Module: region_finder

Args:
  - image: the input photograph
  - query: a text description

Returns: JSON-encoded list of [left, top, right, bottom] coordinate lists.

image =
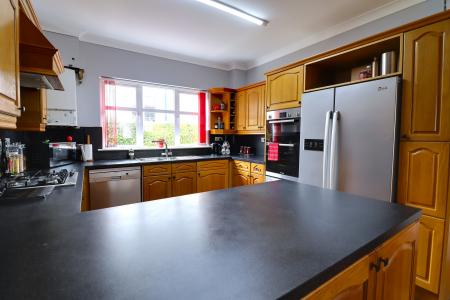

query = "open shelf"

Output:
[[209, 87, 237, 132], [210, 129, 236, 135], [304, 34, 403, 92]]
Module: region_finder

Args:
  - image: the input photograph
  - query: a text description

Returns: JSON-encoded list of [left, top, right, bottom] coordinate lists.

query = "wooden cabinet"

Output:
[[143, 175, 171, 201], [236, 90, 247, 131], [197, 160, 229, 193], [304, 222, 418, 300], [402, 20, 450, 142], [303, 256, 373, 300], [397, 142, 449, 219], [172, 172, 197, 197], [266, 65, 303, 111], [236, 83, 265, 133], [231, 169, 251, 187], [416, 216, 445, 293], [231, 161, 265, 187], [251, 173, 265, 185], [143, 162, 198, 201], [16, 87, 47, 131], [0, 0, 21, 129]]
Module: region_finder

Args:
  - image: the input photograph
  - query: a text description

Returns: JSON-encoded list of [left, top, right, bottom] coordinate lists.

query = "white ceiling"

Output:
[[34, 0, 425, 70]]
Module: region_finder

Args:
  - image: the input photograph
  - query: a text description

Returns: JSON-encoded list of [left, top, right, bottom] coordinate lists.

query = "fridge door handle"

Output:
[[322, 110, 332, 188], [329, 111, 340, 190]]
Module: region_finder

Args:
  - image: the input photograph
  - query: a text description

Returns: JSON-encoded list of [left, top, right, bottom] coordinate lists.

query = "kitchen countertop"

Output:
[[84, 154, 265, 170], [0, 166, 420, 299]]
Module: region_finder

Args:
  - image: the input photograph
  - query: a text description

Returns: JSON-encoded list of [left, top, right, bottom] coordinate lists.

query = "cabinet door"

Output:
[[143, 175, 171, 201], [143, 164, 171, 176], [172, 172, 197, 197], [231, 169, 250, 187], [251, 173, 265, 185], [267, 65, 303, 111], [374, 223, 418, 300], [416, 216, 445, 294], [258, 85, 266, 130], [197, 169, 229, 193], [397, 142, 449, 218], [236, 91, 247, 130], [0, 0, 20, 127], [402, 20, 450, 141], [246, 86, 263, 131], [303, 255, 376, 300], [16, 88, 47, 131]]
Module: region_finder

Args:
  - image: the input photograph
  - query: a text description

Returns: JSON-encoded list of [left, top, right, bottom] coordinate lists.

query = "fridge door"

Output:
[[334, 76, 400, 202], [299, 88, 334, 187]]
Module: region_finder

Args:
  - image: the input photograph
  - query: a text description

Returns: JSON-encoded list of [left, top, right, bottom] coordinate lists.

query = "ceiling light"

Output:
[[196, 0, 268, 26]]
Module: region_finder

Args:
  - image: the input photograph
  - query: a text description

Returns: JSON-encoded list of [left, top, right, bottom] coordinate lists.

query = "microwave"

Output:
[[28, 142, 79, 170]]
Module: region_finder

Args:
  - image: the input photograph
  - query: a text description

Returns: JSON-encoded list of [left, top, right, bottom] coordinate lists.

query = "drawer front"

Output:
[[251, 163, 265, 175], [232, 160, 250, 171], [172, 162, 196, 173], [143, 164, 171, 176], [197, 160, 228, 171]]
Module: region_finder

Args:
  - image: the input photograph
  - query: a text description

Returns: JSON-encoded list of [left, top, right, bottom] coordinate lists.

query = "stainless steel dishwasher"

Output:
[[89, 167, 141, 210]]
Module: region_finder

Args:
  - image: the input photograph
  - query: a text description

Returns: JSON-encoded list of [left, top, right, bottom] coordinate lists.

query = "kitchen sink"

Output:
[[137, 156, 203, 162]]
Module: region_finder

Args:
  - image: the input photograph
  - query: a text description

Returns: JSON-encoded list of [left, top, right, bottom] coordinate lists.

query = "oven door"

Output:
[[266, 118, 300, 178]]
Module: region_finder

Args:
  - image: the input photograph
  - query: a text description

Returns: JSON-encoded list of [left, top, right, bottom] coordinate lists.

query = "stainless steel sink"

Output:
[[137, 156, 203, 162]]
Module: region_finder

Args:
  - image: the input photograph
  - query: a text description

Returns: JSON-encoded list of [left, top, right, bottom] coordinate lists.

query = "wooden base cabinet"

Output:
[[231, 161, 265, 187], [143, 175, 172, 201], [416, 216, 445, 294], [172, 172, 197, 197], [231, 169, 251, 187], [197, 160, 229, 193], [304, 222, 419, 300]]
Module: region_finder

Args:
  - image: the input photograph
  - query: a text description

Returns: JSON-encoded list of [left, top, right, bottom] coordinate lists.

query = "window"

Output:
[[100, 78, 207, 148]]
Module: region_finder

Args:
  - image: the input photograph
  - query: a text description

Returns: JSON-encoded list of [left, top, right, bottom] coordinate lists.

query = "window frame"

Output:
[[102, 78, 205, 149]]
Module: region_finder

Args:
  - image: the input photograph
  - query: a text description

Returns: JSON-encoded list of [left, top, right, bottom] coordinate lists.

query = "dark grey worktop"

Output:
[[84, 154, 265, 170], [0, 166, 420, 299]]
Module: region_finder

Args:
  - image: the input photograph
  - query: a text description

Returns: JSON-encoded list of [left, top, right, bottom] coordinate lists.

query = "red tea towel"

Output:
[[268, 143, 279, 161]]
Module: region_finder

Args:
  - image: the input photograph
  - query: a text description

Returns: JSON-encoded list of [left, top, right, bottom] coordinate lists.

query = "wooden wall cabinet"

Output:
[[401, 20, 450, 142], [16, 87, 47, 131], [236, 83, 265, 134], [197, 160, 229, 193], [266, 65, 303, 111], [0, 0, 21, 129], [304, 222, 418, 300]]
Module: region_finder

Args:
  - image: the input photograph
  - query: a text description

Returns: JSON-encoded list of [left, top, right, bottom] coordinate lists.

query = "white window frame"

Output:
[[103, 78, 203, 148]]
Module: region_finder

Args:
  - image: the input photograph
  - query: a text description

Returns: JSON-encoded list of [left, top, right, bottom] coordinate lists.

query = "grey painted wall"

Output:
[[45, 0, 445, 126], [44, 31, 235, 127], [245, 0, 445, 83]]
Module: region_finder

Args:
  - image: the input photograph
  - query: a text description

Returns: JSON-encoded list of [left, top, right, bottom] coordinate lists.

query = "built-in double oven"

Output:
[[265, 107, 301, 181]]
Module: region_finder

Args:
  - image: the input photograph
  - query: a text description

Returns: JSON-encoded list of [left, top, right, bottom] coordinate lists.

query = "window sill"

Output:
[[98, 145, 211, 152]]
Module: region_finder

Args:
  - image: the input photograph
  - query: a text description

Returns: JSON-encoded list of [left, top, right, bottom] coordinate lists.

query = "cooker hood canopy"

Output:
[[19, 9, 64, 91]]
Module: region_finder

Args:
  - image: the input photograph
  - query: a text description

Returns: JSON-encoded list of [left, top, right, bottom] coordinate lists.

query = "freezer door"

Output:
[[299, 88, 334, 187], [334, 76, 399, 202]]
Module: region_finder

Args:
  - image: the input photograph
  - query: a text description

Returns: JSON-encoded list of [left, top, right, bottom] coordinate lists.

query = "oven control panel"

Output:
[[304, 139, 324, 151]]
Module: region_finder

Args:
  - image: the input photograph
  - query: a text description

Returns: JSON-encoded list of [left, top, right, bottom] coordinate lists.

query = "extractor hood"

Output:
[[19, 9, 64, 90]]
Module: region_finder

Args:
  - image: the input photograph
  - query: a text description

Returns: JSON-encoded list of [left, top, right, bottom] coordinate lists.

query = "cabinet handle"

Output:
[[380, 257, 389, 267], [19, 106, 26, 113], [168, 176, 171, 180], [370, 260, 381, 272], [198, 173, 200, 176]]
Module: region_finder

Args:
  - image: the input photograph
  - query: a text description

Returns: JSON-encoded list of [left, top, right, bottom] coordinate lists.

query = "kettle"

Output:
[[211, 142, 221, 155]]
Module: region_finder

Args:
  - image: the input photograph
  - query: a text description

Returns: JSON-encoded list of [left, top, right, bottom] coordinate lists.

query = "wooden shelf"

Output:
[[305, 72, 401, 93], [211, 110, 227, 113], [210, 129, 236, 135], [304, 34, 403, 92]]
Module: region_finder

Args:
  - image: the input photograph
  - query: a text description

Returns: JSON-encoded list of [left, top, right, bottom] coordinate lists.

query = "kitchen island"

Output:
[[0, 166, 420, 299]]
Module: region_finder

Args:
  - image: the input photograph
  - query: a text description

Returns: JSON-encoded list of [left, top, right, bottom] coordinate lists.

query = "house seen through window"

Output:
[[100, 78, 206, 148]]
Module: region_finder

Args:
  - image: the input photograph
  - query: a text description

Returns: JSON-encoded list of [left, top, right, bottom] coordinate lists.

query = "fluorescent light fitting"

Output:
[[196, 0, 268, 26]]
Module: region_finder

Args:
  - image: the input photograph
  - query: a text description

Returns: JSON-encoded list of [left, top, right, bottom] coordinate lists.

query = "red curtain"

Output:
[[198, 92, 206, 144], [100, 79, 117, 148]]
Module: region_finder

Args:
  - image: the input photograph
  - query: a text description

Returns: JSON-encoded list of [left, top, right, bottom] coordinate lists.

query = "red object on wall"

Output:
[[198, 92, 206, 144]]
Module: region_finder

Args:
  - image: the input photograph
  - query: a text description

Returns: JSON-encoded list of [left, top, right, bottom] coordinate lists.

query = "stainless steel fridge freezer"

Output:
[[299, 76, 400, 202]]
